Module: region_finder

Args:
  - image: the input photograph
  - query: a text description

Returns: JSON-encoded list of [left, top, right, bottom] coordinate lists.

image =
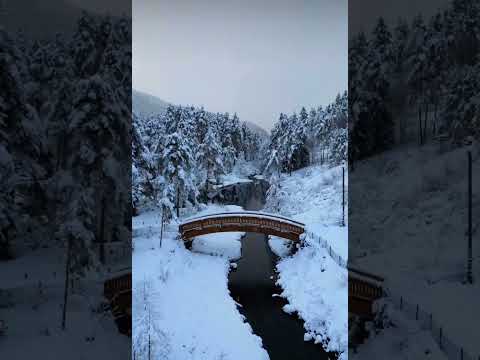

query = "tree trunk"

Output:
[[424, 102, 428, 142], [419, 105, 423, 146], [176, 185, 180, 218], [99, 196, 106, 264], [61, 237, 72, 330], [467, 151, 473, 284], [159, 207, 164, 248]]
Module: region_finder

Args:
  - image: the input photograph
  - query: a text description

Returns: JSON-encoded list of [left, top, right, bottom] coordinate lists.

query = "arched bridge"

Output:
[[179, 211, 305, 242], [348, 267, 384, 318], [179, 212, 384, 317]]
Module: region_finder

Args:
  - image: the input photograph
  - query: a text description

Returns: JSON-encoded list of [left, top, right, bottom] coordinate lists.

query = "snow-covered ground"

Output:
[[351, 299, 448, 360], [217, 158, 259, 187], [0, 248, 130, 359], [132, 163, 350, 359], [265, 164, 348, 359], [132, 204, 269, 360], [350, 141, 480, 358]]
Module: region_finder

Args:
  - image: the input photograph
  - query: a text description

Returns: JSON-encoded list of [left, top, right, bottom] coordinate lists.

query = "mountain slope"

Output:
[[133, 90, 269, 140], [244, 121, 268, 139], [132, 89, 170, 116]]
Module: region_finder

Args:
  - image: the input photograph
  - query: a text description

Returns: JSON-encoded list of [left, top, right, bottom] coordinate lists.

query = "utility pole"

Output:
[[467, 151, 473, 284], [342, 166, 345, 227]]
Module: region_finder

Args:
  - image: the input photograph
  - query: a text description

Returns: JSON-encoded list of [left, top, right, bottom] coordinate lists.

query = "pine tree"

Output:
[[162, 131, 196, 218]]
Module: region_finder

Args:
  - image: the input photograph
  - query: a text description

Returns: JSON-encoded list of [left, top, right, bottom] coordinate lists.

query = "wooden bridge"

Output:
[[104, 268, 131, 336], [179, 212, 305, 242], [348, 267, 384, 318], [180, 212, 384, 317]]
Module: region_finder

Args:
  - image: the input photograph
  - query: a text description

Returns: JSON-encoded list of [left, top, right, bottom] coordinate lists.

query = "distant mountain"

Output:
[[244, 121, 269, 139], [132, 89, 170, 117], [132, 89, 269, 139]]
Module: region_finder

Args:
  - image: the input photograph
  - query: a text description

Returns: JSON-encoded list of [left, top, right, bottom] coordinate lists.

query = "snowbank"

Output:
[[132, 205, 269, 360], [265, 164, 348, 359]]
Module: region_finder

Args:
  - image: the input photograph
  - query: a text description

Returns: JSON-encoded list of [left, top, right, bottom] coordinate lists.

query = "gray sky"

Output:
[[133, 0, 347, 131]]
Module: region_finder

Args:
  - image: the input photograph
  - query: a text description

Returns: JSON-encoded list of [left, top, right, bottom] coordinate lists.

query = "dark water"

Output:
[[228, 194, 332, 359]]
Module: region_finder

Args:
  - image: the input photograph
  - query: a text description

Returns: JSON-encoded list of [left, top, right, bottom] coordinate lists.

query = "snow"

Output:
[[351, 300, 448, 360], [0, 248, 130, 359], [181, 211, 305, 227], [132, 204, 269, 360], [264, 163, 348, 359], [276, 235, 348, 356], [192, 232, 244, 260], [350, 142, 480, 358], [216, 158, 260, 187], [217, 174, 252, 187], [267, 237, 291, 258], [308, 224, 348, 262]]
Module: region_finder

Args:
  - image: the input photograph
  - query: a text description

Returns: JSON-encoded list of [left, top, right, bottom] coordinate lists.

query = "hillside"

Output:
[[244, 121, 268, 138], [132, 89, 171, 117], [132, 89, 268, 140], [350, 140, 480, 358]]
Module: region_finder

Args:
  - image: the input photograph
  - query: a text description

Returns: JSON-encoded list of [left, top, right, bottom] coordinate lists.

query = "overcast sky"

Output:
[[133, 0, 347, 130]]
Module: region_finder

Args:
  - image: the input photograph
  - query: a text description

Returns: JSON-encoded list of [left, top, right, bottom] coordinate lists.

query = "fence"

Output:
[[306, 231, 347, 269], [388, 292, 478, 360]]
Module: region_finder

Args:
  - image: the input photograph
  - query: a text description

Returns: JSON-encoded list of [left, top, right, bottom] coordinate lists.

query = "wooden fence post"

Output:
[[415, 304, 419, 320], [400, 296, 403, 310]]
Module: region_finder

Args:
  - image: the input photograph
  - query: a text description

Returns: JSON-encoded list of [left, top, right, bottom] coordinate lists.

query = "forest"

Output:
[[0, 12, 132, 271], [132, 105, 264, 217], [132, 90, 347, 222], [349, 0, 480, 165]]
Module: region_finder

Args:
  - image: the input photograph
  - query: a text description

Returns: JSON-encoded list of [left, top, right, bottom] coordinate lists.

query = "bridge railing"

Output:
[[180, 211, 305, 227], [387, 291, 478, 360], [306, 231, 347, 269]]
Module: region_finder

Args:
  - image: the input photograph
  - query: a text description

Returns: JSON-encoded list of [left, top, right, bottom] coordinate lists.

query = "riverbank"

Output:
[[132, 203, 269, 360], [265, 163, 348, 359], [227, 185, 331, 359]]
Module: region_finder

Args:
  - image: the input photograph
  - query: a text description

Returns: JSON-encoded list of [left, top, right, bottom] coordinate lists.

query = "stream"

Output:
[[226, 180, 331, 359]]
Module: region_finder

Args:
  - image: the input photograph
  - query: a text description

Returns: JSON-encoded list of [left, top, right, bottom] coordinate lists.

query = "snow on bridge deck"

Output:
[[179, 211, 305, 242], [180, 211, 305, 227]]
